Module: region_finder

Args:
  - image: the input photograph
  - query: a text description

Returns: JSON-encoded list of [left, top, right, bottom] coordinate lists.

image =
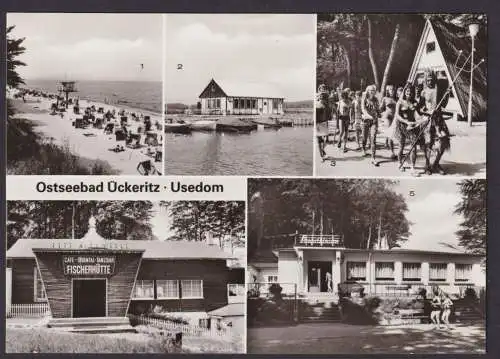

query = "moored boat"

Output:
[[215, 118, 257, 133], [164, 123, 192, 134], [190, 120, 217, 131]]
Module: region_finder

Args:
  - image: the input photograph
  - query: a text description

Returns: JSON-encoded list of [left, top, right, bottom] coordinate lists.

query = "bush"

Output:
[[464, 287, 478, 301]]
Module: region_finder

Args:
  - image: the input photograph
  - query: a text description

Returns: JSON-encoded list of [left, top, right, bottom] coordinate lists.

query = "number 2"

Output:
[[177, 64, 183, 70]]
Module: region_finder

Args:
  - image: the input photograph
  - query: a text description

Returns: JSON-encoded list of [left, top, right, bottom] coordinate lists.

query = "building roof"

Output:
[[208, 302, 245, 317], [275, 246, 482, 257], [6, 238, 233, 260], [412, 18, 487, 121], [202, 78, 284, 99]]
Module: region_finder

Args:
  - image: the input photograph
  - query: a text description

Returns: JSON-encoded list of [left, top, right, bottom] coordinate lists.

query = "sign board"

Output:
[[63, 255, 116, 276], [51, 241, 129, 250]]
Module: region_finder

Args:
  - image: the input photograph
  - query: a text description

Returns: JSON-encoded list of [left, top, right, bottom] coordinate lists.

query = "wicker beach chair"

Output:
[[104, 123, 114, 134]]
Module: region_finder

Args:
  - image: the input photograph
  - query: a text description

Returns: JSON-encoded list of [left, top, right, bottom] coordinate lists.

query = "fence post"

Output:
[[293, 283, 299, 323]]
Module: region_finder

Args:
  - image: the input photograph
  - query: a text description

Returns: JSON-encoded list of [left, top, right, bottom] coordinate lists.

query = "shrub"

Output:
[[464, 287, 478, 301]]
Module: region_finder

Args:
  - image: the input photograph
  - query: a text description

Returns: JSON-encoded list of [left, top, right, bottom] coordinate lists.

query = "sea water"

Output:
[[25, 79, 162, 114], [165, 126, 314, 176]]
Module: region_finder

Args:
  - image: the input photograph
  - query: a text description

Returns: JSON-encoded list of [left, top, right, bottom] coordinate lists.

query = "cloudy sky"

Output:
[[164, 14, 316, 104], [7, 13, 162, 82], [393, 179, 465, 251]]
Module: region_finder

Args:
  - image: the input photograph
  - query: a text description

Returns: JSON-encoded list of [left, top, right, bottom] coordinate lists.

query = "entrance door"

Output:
[[308, 261, 332, 293], [73, 279, 106, 317]]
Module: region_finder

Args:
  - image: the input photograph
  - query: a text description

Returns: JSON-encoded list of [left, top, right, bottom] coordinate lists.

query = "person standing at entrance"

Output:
[[326, 271, 333, 293], [430, 291, 442, 329]]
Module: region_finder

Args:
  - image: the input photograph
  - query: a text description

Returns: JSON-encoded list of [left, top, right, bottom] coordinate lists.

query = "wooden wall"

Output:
[[133, 259, 230, 313], [34, 251, 142, 318], [11, 259, 36, 304]]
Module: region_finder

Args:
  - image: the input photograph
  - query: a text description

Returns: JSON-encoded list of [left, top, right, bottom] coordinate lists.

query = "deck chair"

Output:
[[126, 133, 142, 148], [137, 160, 160, 176], [104, 123, 114, 134], [115, 129, 127, 141]]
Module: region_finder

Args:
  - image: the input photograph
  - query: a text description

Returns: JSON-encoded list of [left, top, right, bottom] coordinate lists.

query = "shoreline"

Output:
[[8, 94, 163, 175]]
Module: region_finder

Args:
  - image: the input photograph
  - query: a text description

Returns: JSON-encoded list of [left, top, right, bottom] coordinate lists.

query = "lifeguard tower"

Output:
[[57, 81, 78, 108]]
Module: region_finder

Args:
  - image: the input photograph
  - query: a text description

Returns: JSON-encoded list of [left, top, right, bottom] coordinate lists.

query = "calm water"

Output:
[[165, 127, 313, 176], [25, 79, 162, 114]]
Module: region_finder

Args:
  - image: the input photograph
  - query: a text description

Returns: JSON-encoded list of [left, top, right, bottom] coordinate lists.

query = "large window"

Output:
[[403, 263, 422, 282], [252, 99, 257, 109], [455, 264, 473, 282], [375, 262, 394, 281], [347, 262, 367, 281], [133, 280, 155, 299], [246, 99, 251, 109], [234, 99, 239, 109], [216, 99, 221, 108], [156, 280, 179, 299], [33, 267, 47, 302], [181, 280, 203, 299], [430, 263, 447, 282]]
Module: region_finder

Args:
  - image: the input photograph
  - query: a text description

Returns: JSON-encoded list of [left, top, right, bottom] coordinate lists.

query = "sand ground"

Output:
[[12, 96, 162, 175], [315, 121, 486, 177]]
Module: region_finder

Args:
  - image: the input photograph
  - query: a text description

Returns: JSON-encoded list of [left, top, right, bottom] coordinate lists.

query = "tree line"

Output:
[[7, 201, 246, 251], [248, 179, 411, 259], [317, 13, 486, 92]]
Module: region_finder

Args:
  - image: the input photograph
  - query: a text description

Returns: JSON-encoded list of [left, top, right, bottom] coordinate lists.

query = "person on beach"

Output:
[[417, 69, 451, 175], [361, 84, 380, 165], [352, 90, 363, 150], [380, 85, 398, 160], [430, 290, 442, 329], [329, 88, 340, 143], [315, 84, 330, 159], [337, 89, 352, 153], [441, 293, 453, 329], [393, 83, 431, 175]]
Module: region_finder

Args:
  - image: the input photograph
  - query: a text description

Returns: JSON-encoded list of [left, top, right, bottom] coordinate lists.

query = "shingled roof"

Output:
[[200, 78, 284, 99]]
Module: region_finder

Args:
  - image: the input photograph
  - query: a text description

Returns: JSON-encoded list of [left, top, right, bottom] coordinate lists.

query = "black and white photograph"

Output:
[[247, 178, 486, 354], [315, 14, 487, 177], [6, 201, 245, 353], [164, 14, 315, 176], [6, 14, 163, 176]]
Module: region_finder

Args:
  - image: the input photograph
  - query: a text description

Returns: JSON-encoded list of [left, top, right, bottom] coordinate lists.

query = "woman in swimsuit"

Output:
[[380, 85, 397, 160], [393, 83, 430, 174]]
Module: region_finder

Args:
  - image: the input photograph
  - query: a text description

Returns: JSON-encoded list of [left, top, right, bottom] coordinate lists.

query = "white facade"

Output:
[[201, 96, 284, 116], [252, 247, 485, 297]]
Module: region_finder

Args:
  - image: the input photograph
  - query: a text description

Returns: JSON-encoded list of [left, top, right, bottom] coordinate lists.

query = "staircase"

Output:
[[453, 299, 485, 324], [47, 316, 136, 334], [300, 299, 342, 323]]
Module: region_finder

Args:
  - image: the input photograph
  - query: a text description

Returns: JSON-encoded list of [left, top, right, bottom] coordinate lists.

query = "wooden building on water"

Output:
[[6, 216, 242, 330], [199, 78, 285, 116]]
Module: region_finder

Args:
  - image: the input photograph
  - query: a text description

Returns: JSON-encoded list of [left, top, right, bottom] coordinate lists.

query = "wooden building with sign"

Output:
[[199, 78, 285, 116], [6, 217, 235, 327]]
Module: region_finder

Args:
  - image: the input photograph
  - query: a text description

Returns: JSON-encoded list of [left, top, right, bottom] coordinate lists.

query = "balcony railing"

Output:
[[296, 234, 343, 247]]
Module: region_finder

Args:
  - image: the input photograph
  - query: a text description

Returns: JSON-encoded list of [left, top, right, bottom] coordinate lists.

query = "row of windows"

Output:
[[33, 267, 204, 302], [346, 262, 472, 282], [207, 98, 221, 109], [133, 279, 203, 300]]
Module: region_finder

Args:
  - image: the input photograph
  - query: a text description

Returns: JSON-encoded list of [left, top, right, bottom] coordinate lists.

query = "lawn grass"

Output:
[[6, 328, 175, 353]]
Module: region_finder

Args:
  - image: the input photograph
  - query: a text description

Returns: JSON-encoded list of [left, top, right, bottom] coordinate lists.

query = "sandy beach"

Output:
[[10, 95, 163, 175]]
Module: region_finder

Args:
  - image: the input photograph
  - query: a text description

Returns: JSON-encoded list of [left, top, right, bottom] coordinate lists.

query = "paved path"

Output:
[[248, 323, 485, 354], [315, 122, 486, 177]]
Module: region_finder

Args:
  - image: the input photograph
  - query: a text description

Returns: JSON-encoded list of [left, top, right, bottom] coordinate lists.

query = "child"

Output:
[[352, 91, 363, 150], [441, 294, 453, 329], [430, 291, 442, 329], [337, 89, 352, 152]]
